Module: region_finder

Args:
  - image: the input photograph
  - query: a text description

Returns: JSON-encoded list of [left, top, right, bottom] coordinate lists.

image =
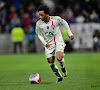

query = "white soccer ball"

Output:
[[29, 73, 41, 84]]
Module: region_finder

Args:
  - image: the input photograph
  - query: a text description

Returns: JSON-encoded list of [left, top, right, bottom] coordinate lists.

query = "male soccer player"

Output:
[[35, 5, 74, 83]]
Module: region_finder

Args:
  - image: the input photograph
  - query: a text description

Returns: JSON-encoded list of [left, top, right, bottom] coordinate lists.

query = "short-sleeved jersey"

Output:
[[35, 16, 65, 46]]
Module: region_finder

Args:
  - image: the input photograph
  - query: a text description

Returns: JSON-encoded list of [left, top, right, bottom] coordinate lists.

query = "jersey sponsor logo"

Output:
[[45, 31, 54, 37]]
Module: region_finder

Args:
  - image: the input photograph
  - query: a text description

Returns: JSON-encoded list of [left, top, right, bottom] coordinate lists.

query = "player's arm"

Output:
[[35, 22, 50, 48], [63, 20, 74, 40], [38, 35, 50, 48], [57, 16, 74, 40]]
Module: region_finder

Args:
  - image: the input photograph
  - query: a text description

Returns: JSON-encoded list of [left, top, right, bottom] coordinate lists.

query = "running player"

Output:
[[35, 5, 74, 83]]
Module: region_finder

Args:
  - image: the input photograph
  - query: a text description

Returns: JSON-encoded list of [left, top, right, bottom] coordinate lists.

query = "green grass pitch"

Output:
[[0, 52, 100, 90]]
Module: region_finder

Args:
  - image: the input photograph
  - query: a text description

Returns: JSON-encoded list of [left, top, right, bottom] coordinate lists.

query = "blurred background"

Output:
[[0, 0, 100, 54]]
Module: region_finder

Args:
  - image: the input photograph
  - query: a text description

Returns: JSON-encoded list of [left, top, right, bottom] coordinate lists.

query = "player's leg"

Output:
[[56, 51, 67, 77], [45, 46, 63, 82], [47, 56, 63, 82]]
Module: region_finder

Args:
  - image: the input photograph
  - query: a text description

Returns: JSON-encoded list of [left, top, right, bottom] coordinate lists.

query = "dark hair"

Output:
[[38, 5, 49, 14]]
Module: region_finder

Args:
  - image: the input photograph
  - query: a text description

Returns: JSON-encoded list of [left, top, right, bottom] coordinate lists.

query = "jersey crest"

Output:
[[47, 26, 49, 29]]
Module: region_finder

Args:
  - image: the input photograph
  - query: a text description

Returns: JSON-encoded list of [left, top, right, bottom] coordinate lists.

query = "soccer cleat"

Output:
[[63, 72, 68, 77], [57, 77, 63, 83], [61, 67, 68, 77]]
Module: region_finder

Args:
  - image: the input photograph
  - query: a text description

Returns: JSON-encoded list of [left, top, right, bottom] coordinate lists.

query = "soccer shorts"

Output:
[[45, 43, 65, 58]]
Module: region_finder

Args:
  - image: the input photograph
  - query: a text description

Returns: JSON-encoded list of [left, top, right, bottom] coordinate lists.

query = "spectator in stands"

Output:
[[1, 17, 6, 33], [76, 13, 85, 23], [10, 13, 21, 30], [11, 25, 24, 53], [90, 10, 99, 22], [1, 8, 7, 19], [30, 11, 39, 26], [8, 5, 16, 20], [0, 0, 5, 9], [73, 2, 80, 17], [26, 23, 36, 53], [26, 2, 36, 13], [82, 10, 90, 22], [54, 4, 64, 15], [93, 29, 100, 51], [11, 0, 20, 10], [0, 8, 7, 33], [18, 3, 24, 18], [61, 6, 76, 23], [42, 0, 55, 14], [97, 3, 100, 18], [22, 12, 32, 32]]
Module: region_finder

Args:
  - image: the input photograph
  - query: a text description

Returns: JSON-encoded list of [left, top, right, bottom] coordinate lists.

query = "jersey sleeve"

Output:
[[35, 22, 41, 35], [35, 21, 47, 46], [55, 16, 73, 36], [55, 16, 64, 25]]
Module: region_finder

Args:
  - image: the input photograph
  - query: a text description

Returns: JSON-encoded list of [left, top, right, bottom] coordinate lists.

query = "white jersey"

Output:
[[35, 16, 73, 47]]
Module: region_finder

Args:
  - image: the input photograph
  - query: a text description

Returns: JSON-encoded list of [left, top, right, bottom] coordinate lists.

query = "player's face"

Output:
[[39, 11, 48, 21]]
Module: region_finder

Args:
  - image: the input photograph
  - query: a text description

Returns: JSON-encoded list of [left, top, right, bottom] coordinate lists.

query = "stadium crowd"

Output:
[[0, 0, 100, 33]]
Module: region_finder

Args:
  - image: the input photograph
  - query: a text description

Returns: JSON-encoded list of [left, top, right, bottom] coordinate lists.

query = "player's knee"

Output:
[[47, 59, 54, 63], [56, 51, 63, 61], [57, 56, 63, 61], [47, 57, 54, 63]]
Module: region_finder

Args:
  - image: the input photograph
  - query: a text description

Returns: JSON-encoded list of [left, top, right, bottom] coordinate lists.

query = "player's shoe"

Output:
[[57, 77, 63, 83], [63, 72, 68, 77], [61, 67, 68, 77]]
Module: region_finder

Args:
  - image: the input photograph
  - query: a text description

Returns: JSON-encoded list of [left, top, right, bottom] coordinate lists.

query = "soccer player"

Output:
[[35, 5, 74, 83]]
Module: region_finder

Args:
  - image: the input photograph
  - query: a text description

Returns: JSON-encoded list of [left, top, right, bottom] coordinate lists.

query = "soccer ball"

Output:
[[29, 73, 41, 84]]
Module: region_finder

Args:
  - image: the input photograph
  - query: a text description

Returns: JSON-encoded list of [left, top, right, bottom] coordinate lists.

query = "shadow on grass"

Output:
[[40, 81, 55, 84], [0, 81, 55, 86]]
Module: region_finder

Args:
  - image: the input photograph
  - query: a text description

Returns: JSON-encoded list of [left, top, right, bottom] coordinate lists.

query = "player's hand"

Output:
[[69, 35, 74, 40], [46, 42, 50, 48]]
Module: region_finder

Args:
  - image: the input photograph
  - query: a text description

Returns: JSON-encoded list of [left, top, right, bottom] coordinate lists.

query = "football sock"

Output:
[[49, 63, 62, 78], [58, 58, 66, 73]]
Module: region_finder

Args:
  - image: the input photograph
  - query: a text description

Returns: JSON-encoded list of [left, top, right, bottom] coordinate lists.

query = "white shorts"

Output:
[[45, 43, 65, 58]]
